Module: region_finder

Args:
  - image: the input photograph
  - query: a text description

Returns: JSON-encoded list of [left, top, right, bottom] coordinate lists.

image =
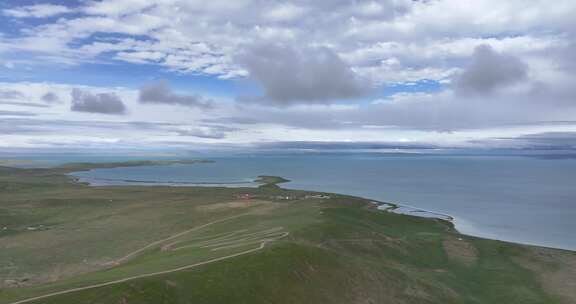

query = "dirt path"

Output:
[[173, 226, 284, 251], [6, 232, 289, 304], [113, 213, 250, 264], [210, 232, 289, 251]]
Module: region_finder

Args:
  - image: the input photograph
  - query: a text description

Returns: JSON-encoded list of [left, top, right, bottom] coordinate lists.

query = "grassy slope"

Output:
[[0, 163, 575, 304]]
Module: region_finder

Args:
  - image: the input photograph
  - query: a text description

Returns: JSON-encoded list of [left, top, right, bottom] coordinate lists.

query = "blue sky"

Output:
[[0, 60, 242, 97], [0, 0, 575, 152]]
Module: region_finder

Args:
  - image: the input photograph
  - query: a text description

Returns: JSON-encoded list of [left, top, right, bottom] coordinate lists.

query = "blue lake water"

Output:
[[71, 155, 576, 251]]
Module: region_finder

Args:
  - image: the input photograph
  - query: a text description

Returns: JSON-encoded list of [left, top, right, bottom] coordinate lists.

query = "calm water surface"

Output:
[[72, 155, 576, 251]]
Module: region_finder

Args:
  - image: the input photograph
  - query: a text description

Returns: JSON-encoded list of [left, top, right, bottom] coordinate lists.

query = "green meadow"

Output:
[[0, 162, 574, 304]]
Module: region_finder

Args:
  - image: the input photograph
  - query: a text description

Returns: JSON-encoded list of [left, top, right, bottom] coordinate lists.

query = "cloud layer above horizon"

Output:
[[0, 0, 576, 151]]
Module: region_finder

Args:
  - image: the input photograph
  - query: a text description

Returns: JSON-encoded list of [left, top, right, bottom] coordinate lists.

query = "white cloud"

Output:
[[453, 45, 528, 96], [263, 3, 307, 22], [138, 81, 213, 109], [236, 43, 369, 104], [3, 4, 71, 18], [83, 0, 159, 16], [1, 0, 573, 87], [70, 88, 127, 115], [115, 51, 166, 64], [1, 1, 576, 148]]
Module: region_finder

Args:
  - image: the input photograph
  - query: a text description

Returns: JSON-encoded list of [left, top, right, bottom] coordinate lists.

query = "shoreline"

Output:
[[372, 200, 454, 222], [74, 173, 454, 221], [73, 172, 576, 252], [10, 159, 575, 252]]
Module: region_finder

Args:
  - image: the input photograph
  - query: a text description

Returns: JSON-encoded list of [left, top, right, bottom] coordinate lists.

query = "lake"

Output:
[[71, 155, 576, 251]]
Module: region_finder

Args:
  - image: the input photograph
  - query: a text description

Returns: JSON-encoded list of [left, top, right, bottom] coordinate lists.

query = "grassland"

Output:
[[0, 162, 575, 304]]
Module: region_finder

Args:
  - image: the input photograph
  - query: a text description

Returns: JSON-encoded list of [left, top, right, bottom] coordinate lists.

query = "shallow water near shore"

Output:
[[68, 155, 576, 251]]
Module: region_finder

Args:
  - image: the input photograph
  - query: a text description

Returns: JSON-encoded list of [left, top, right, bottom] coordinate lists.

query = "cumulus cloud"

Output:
[[453, 44, 528, 96], [70, 88, 127, 115], [237, 43, 369, 105], [41, 92, 60, 103], [138, 81, 213, 109], [217, 82, 576, 132], [0, 0, 573, 85]]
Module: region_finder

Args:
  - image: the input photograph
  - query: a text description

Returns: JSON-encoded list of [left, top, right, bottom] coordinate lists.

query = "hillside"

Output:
[[0, 162, 575, 304]]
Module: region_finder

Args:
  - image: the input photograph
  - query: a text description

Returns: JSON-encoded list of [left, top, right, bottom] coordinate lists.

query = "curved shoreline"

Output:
[[74, 174, 456, 221], [62, 161, 576, 252], [372, 200, 454, 221], [72, 172, 576, 252]]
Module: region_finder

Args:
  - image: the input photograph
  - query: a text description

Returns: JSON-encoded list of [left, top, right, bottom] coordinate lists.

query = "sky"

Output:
[[1, 0, 576, 154]]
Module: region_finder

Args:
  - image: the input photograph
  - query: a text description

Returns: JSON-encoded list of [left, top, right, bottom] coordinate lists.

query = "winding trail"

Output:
[[210, 232, 289, 251], [113, 213, 249, 264], [7, 228, 289, 304]]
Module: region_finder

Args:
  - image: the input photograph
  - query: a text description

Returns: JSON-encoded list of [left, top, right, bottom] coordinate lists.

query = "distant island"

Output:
[[55, 159, 214, 172], [0, 161, 574, 304]]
